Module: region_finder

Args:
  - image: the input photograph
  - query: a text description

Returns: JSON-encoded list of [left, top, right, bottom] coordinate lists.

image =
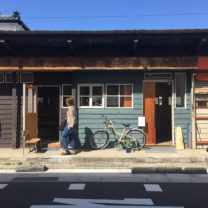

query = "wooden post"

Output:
[[12, 72, 17, 148]]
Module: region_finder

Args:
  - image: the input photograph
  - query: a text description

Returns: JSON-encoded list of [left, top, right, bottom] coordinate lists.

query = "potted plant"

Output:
[[123, 138, 132, 153]]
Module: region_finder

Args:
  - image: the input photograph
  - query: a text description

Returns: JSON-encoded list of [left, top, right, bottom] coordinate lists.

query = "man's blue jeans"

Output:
[[61, 123, 76, 151]]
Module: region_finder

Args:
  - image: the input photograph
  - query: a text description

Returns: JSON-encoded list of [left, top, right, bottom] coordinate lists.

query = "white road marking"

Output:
[[31, 206, 71, 208], [54, 197, 154, 205], [30, 205, 71, 208], [144, 184, 163, 192], [68, 183, 85, 190], [0, 184, 8, 189]]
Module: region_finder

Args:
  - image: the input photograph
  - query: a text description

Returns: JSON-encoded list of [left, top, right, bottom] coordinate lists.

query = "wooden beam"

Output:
[[0, 40, 14, 54], [196, 38, 207, 54], [67, 39, 75, 56], [0, 56, 197, 71], [12, 73, 17, 148]]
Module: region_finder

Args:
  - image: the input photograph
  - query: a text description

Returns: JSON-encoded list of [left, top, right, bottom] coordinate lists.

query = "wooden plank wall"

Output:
[[0, 85, 13, 147], [195, 80, 208, 148], [74, 70, 143, 148]]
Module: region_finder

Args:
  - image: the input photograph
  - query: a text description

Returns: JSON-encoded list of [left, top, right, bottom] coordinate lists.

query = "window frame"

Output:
[[78, 84, 104, 108], [4, 72, 19, 83], [62, 84, 73, 108], [175, 73, 186, 108], [106, 84, 133, 108]]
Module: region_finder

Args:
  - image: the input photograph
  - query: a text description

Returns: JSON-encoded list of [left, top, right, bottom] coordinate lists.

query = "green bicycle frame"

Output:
[[104, 123, 128, 143]]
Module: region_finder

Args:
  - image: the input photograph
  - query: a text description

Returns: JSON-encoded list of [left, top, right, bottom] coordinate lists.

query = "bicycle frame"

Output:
[[103, 117, 129, 144]]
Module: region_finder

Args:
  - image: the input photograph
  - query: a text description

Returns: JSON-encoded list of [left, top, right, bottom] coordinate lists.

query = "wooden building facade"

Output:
[[0, 30, 207, 149]]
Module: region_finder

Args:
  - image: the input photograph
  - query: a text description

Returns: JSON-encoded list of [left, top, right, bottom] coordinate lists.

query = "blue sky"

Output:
[[1, 0, 208, 31]]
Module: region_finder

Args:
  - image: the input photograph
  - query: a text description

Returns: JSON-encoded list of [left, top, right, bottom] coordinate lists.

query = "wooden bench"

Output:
[[22, 130, 41, 154]]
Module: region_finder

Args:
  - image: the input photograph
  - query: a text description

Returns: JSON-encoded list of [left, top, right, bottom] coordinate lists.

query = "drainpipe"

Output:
[[191, 73, 196, 149]]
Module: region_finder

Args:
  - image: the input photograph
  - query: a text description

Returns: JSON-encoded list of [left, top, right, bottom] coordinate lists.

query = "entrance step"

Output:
[[42, 142, 60, 148]]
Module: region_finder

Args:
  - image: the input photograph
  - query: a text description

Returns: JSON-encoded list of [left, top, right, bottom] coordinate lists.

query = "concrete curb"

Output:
[[16, 165, 47, 172], [131, 167, 208, 174], [182, 167, 207, 174]]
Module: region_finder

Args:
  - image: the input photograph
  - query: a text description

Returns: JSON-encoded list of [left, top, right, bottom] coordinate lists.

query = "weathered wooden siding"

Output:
[[194, 80, 208, 148], [0, 85, 13, 147], [74, 71, 143, 148], [174, 72, 192, 148]]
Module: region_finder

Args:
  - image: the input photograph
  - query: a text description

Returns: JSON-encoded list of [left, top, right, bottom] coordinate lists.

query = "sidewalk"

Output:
[[0, 147, 207, 173]]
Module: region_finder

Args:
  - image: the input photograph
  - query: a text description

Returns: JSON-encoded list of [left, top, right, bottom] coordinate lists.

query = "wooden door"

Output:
[[143, 82, 156, 144], [24, 84, 38, 138]]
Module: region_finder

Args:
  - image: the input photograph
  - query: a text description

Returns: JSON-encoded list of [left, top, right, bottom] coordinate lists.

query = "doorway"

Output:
[[38, 87, 60, 143], [143, 81, 172, 145]]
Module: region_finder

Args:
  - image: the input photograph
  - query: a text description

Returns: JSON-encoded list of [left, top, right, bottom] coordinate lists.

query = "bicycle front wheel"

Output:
[[125, 129, 146, 150], [89, 130, 109, 150]]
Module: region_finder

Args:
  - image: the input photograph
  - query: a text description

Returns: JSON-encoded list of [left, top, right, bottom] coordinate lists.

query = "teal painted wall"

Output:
[[74, 70, 143, 148], [74, 70, 193, 149], [173, 72, 192, 148]]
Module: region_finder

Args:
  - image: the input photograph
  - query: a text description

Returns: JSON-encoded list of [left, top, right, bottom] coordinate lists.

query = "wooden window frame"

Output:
[[62, 84, 73, 108], [78, 84, 104, 108], [106, 84, 133, 108]]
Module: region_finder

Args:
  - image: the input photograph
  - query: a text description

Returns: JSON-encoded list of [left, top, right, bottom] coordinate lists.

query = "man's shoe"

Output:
[[61, 151, 70, 155]]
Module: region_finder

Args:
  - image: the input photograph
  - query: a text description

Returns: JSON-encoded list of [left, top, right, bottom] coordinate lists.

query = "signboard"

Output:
[[138, 116, 145, 127]]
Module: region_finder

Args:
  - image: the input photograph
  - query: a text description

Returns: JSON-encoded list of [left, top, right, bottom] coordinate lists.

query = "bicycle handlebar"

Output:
[[102, 114, 113, 125]]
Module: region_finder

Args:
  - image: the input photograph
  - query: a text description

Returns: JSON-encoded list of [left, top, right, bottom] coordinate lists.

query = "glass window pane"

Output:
[[120, 97, 132, 107], [93, 86, 102, 96], [63, 85, 72, 95], [0, 73, 3, 82], [92, 97, 102, 106], [176, 73, 185, 107], [107, 97, 118, 107], [21, 72, 33, 83], [80, 97, 89, 106], [32, 89, 36, 113], [196, 101, 208, 107], [27, 88, 33, 113], [120, 85, 132, 95], [63, 97, 67, 107], [5, 72, 12, 83], [80, 87, 90, 96], [107, 85, 119, 95]]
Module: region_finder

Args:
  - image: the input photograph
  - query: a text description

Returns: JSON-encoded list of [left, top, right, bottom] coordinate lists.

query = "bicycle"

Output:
[[89, 115, 146, 151]]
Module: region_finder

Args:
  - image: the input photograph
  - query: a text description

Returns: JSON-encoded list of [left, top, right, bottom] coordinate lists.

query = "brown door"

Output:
[[24, 84, 38, 138], [143, 82, 156, 144]]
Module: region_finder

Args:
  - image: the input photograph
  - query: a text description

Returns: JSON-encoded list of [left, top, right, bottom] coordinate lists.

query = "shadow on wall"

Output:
[[82, 127, 93, 150]]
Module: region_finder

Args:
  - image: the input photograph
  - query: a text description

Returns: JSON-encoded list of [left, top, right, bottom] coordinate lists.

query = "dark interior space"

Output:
[[155, 82, 172, 144], [38, 87, 59, 142]]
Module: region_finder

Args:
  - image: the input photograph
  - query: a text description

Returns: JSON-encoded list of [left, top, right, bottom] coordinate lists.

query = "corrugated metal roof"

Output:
[[0, 29, 208, 35]]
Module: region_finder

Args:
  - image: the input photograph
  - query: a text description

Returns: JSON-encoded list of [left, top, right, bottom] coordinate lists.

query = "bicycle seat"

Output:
[[122, 123, 131, 128]]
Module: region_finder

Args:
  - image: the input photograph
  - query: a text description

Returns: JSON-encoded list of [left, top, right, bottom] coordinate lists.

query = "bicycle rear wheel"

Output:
[[125, 129, 146, 150], [89, 130, 109, 150]]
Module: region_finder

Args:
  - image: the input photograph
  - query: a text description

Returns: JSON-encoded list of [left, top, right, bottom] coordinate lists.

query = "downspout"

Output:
[[191, 73, 196, 149]]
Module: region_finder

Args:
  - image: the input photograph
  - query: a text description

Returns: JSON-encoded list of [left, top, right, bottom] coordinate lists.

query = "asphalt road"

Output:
[[0, 180, 208, 208]]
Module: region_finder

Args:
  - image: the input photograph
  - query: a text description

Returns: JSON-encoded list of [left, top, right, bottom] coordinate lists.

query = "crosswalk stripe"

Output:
[[0, 184, 8, 190], [54, 197, 154, 205], [68, 183, 85, 190], [144, 184, 163, 192]]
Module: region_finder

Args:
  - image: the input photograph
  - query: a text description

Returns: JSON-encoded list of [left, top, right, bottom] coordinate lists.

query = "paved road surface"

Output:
[[0, 180, 208, 208]]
